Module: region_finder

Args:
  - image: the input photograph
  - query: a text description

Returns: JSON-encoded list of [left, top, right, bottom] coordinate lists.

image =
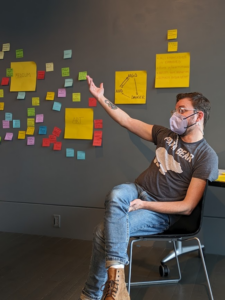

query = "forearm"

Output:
[[142, 200, 191, 215]]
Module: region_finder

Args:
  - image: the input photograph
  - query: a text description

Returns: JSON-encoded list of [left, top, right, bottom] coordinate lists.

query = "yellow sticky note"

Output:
[[10, 61, 37, 92], [46, 63, 54, 72], [32, 97, 40, 106], [64, 108, 93, 140], [168, 42, 178, 52], [27, 118, 35, 127], [72, 93, 81, 102], [0, 102, 4, 110], [115, 71, 147, 104], [167, 29, 177, 40], [2, 43, 10, 51], [46, 92, 55, 100], [0, 89, 4, 98], [155, 52, 190, 88], [18, 131, 26, 139], [0, 51, 4, 59], [26, 127, 35, 135]]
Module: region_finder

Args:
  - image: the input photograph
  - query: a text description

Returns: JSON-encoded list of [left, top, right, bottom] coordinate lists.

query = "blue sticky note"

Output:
[[77, 151, 85, 160], [64, 49, 72, 59], [39, 126, 47, 135], [66, 148, 74, 157], [64, 78, 73, 87], [5, 112, 12, 121], [17, 92, 26, 99], [52, 102, 62, 111], [13, 120, 20, 128]]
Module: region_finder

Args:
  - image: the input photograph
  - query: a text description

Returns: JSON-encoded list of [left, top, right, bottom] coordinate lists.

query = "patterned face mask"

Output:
[[170, 111, 198, 135]]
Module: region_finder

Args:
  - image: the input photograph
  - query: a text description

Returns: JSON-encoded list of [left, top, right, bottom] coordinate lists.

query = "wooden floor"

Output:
[[0, 232, 224, 300]]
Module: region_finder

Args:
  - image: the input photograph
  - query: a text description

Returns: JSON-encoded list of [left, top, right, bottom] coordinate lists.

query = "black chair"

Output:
[[127, 183, 214, 300]]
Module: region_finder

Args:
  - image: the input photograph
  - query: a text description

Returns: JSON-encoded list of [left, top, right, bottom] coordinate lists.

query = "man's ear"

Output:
[[197, 111, 204, 123]]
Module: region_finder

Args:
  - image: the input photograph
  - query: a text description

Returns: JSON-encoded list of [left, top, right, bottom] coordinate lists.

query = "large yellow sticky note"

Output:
[[10, 61, 37, 92], [168, 42, 178, 52], [18, 131, 26, 139], [115, 71, 147, 104], [155, 53, 190, 88], [167, 29, 177, 40], [64, 108, 93, 140], [0, 102, 4, 110]]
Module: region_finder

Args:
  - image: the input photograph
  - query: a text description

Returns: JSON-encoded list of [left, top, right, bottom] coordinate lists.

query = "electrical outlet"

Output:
[[53, 214, 61, 228]]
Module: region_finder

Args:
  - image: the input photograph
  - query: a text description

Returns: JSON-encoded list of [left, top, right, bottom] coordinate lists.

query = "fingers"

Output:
[[100, 83, 104, 89]]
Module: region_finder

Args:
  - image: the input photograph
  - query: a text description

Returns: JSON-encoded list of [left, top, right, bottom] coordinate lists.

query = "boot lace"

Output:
[[101, 279, 119, 299]]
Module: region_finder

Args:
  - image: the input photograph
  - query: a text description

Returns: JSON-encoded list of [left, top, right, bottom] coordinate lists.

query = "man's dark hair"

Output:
[[176, 92, 211, 126]]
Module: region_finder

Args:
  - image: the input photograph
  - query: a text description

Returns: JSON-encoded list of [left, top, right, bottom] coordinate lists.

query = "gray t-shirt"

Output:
[[135, 125, 218, 203]]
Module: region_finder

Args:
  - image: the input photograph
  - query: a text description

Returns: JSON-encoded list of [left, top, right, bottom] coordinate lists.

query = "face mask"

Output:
[[170, 112, 198, 135]]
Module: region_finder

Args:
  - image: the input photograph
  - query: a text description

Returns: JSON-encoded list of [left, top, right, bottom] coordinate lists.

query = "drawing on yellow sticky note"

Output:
[[10, 61, 37, 92], [155, 52, 190, 88], [115, 71, 147, 104], [64, 108, 93, 140]]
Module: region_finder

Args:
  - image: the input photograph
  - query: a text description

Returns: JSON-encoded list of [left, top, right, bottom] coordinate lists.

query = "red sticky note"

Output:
[[93, 131, 103, 146], [53, 141, 62, 150], [52, 127, 62, 137], [42, 138, 50, 147], [94, 119, 103, 129], [37, 71, 45, 80], [89, 97, 97, 107], [49, 135, 57, 143], [1, 77, 9, 86]]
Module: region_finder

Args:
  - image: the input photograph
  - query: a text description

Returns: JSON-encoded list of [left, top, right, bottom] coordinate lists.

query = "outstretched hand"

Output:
[[129, 199, 144, 212], [86, 75, 104, 100]]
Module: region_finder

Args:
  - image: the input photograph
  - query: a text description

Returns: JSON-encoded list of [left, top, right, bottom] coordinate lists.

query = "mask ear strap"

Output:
[[183, 111, 198, 120]]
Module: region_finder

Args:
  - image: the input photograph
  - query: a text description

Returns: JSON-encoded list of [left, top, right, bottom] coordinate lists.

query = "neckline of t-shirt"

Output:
[[179, 136, 205, 145]]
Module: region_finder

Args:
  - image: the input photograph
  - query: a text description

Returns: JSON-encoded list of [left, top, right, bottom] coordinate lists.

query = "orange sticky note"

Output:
[[89, 98, 97, 107], [94, 119, 103, 129], [93, 131, 102, 146], [53, 141, 62, 150]]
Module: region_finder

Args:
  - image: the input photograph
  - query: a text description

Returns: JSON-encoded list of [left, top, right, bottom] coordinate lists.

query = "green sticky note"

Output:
[[27, 107, 35, 117], [6, 68, 13, 77], [0, 136, 1, 143], [16, 49, 23, 58], [78, 71, 87, 81], [72, 93, 81, 102], [64, 78, 73, 87], [61, 67, 70, 77]]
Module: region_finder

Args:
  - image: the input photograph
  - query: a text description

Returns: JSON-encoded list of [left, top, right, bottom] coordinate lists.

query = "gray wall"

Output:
[[0, 0, 225, 254]]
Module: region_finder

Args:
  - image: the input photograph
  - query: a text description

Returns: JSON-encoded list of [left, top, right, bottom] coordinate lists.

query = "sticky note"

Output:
[[94, 119, 103, 129], [32, 97, 40, 106], [0, 102, 4, 110], [66, 148, 74, 157], [0, 51, 4, 59], [0, 137, 1, 143], [89, 98, 97, 107], [58, 88, 66, 97], [0, 89, 4, 97], [46, 62, 54, 72], [49, 135, 57, 143], [26, 127, 35, 135], [78, 71, 87, 81], [72, 93, 81, 102], [64, 50, 72, 59], [16, 49, 23, 58], [168, 42, 178, 52], [52, 127, 61, 137], [77, 151, 85, 160], [27, 136, 35, 145], [61, 67, 70, 77], [17, 92, 26, 99], [39, 126, 47, 135], [5, 133, 13, 140], [13, 120, 20, 128], [53, 142, 62, 151], [27, 118, 35, 127], [1, 77, 9, 86], [2, 120, 10, 129], [93, 131, 103, 147], [6, 68, 13, 77], [46, 92, 55, 100], [64, 78, 73, 87], [36, 114, 44, 123], [2, 43, 10, 51], [42, 138, 50, 147], [10, 62, 37, 92], [37, 71, 45, 79], [18, 131, 26, 139], [167, 29, 177, 40], [27, 108, 35, 117], [5, 112, 12, 121], [52, 102, 62, 111]]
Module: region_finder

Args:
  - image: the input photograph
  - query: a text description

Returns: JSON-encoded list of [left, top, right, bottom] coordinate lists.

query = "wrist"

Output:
[[98, 95, 105, 102]]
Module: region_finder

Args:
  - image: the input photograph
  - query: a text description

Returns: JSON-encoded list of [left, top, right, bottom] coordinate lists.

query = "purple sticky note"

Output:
[[2, 120, 10, 129], [36, 114, 44, 123], [58, 88, 66, 97], [5, 132, 13, 140], [27, 137, 35, 145]]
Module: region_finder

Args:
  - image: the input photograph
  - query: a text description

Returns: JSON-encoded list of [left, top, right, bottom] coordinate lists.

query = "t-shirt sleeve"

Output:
[[152, 125, 172, 146]]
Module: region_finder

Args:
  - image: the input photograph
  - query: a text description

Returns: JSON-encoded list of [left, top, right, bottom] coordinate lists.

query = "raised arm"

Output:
[[87, 75, 153, 142]]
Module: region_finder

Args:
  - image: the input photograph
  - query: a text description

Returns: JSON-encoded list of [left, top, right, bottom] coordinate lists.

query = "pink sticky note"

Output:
[[5, 132, 13, 140], [27, 137, 35, 145], [2, 120, 10, 129], [94, 119, 103, 129], [36, 114, 44, 123], [58, 88, 66, 97], [89, 97, 97, 107]]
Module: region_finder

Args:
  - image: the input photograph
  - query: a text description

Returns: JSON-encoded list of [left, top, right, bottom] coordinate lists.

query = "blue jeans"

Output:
[[81, 183, 170, 300]]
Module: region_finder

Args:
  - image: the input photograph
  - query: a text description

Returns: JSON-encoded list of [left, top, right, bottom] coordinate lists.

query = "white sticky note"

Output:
[[0, 51, 4, 59], [2, 43, 10, 52]]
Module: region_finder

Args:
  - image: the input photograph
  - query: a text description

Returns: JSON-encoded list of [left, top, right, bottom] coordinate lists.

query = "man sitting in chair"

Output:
[[79, 75, 218, 300]]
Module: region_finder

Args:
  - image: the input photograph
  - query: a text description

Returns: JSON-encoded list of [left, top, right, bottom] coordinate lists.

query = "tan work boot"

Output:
[[102, 268, 130, 300]]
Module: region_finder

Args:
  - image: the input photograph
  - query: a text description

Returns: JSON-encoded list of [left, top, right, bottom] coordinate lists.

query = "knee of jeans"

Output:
[[105, 184, 129, 207], [93, 221, 105, 243]]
